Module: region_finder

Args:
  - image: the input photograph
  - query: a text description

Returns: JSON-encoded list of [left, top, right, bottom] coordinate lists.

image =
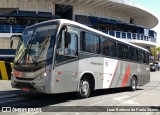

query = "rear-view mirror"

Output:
[[10, 35, 22, 49], [65, 32, 71, 44]]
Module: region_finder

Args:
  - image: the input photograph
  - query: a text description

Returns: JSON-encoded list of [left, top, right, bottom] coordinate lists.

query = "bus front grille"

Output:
[[15, 82, 35, 90], [16, 77, 34, 81]]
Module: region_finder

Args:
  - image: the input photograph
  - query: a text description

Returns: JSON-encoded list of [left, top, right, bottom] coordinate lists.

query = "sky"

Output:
[[134, 0, 160, 45], [135, 0, 160, 16]]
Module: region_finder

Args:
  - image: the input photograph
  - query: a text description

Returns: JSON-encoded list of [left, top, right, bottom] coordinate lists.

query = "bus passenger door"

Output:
[[54, 26, 79, 93]]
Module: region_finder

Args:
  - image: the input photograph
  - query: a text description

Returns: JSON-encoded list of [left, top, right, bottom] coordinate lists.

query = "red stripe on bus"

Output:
[[58, 72, 62, 74], [122, 64, 130, 87], [109, 61, 119, 88]]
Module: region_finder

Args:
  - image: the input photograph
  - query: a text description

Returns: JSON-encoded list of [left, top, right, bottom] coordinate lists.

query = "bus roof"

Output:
[[26, 19, 149, 52]]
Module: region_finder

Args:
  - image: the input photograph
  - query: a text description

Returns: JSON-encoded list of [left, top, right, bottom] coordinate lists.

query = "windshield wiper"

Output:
[[24, 30, 37, 64], [15, 47, 27, 64], [15, 29, 36, 64], [27, 41, 37, 64]]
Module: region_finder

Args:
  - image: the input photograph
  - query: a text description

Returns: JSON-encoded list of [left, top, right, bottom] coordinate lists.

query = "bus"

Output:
[[11, 19, 150, 98]]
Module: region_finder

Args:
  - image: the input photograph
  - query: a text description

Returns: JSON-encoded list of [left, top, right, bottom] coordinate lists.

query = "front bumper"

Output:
[[11, 75, 52, 94]]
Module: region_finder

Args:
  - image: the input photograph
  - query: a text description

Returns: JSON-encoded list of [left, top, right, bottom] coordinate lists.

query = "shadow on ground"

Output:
[[0, 87, 144, 109]]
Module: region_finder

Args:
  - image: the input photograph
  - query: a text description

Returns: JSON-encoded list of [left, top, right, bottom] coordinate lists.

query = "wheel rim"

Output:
[[132, 78, 136, 90], [80, 81, 89, 95]]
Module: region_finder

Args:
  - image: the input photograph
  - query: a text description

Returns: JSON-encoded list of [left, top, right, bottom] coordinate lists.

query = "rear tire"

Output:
[[77, 78, 91, 98], [129, 77, 137, 91]]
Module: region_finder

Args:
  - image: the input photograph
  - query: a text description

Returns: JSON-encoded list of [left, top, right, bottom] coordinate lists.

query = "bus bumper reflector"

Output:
[[22, 88, 29, 91], [56, 78, 61, 82]]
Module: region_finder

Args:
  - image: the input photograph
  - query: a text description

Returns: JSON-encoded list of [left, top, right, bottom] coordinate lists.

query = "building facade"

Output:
[[0, 0, 158, 60]]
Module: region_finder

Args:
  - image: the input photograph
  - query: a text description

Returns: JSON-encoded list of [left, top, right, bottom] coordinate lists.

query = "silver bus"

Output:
[[11, 19, 150, 98]]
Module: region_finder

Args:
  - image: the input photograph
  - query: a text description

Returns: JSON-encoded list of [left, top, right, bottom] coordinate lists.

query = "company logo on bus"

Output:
[[105, 61, 108, 67]]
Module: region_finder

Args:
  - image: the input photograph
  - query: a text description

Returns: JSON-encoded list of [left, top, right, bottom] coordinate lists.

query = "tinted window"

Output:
[[57, 30, 78, 56], [101, 37, 116, 57], [82, 32, 100, 54], [143, 52, 146, 63], [56, 26, 79, 64], [117, 43, 128, 59], [145, 52, 149, 64], [138, 50, 145, 63], [129, 47, 137, 61], [68, 33, 78, 56]]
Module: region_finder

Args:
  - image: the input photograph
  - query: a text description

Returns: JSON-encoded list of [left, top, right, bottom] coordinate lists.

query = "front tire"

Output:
[[129, 77, 137, 91], [77, 78, 91, 98]]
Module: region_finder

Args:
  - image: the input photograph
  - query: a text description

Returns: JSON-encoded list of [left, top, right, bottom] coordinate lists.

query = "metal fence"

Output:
[[102, 30, 157, 43], [0, 25, 26, 33]]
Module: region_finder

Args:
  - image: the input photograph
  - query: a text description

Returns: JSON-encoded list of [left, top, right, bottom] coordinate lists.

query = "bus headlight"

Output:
[[11, 71, 13, 76], [39, 72, 48, 80], [43, 72, 48, 77], [36, 71, 49, 80]]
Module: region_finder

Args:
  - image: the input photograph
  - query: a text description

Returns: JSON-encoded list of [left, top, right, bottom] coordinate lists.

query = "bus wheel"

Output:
[[130, 77, 137, 91], [77, 78, 91, 98]]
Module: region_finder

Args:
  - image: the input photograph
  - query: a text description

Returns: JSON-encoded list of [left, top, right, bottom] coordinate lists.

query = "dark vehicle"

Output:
[[153, 62, 160, 71], [150, 62, 160, 71]]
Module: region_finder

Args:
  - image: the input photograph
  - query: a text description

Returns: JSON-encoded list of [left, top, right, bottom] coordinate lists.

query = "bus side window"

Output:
[[145, 52, 149, 64], [82, 32, 100, 54], [129, 47, 138, 62], [68, 33, 78, 56], [138, 50, 145, 63], [117, 43, 128, 60], [101, 37, 116, 57], [143, 52, 146, 63], [57, 29, 65, 55], [56, 28, 78, 64], [57, 31, 78, 56]]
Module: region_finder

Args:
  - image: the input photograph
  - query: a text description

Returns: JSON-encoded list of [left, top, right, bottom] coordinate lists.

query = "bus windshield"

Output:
[[14, 24, 58, 65]]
